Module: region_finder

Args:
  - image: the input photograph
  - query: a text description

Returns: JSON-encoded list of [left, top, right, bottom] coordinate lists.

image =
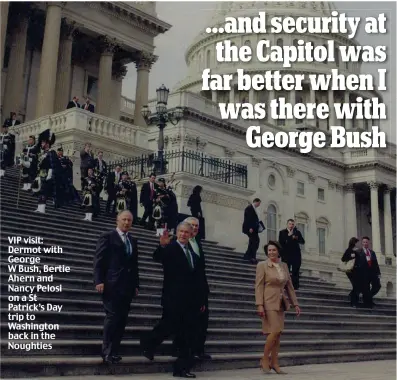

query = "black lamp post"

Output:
[[141, 84, 183, 174]]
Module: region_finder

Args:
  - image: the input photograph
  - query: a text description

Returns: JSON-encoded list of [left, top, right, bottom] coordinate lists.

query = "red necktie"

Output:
[[366, 249, 372, 267]]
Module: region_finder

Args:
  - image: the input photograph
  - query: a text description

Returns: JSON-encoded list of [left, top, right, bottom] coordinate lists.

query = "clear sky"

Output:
[[122, 1, 396, 142]]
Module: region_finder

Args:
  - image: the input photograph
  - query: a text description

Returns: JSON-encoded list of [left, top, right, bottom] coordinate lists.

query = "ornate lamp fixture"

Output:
[[141, 84, 183, 174]]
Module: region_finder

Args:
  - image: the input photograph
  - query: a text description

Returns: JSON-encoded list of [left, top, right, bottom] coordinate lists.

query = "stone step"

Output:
[[1, 247, 328, 287], [3, 338, 395, 357], [3, 309, 395, 329], [0, 272, 366, 303], [0, 188, 232, 251], [3, 294, 395, 318], [3, 323, 393, 341], [3, 284, 394, 313], [2, 271, 393, 308], [1, 348, 395, 378], [0, 249, 338, 291]]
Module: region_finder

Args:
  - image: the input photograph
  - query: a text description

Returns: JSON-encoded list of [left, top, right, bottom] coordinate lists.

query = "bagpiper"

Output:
[[81, 167, 98, 221], [19, 135, 39, 191], [0, 123, 16, 178], [32, 129, 63, 213], [115, 171, 131, 213], [152, 178, 170, 236], [57, 147, 80, 204], [127, 174, 138, 223]]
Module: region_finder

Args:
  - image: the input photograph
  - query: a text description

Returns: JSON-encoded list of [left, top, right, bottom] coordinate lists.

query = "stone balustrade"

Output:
[[344, 147, 396, 169], [12, 108, 148, 147]]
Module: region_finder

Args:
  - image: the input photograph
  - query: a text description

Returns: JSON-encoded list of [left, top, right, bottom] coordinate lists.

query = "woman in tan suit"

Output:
[[255, 240, 301, 374]]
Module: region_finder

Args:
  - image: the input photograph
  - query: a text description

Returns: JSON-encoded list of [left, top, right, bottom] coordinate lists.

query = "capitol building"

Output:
[[1, 1, 395, 295]]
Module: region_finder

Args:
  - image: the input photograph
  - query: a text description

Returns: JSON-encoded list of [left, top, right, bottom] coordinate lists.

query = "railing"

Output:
[[108, 149, 248, 188]]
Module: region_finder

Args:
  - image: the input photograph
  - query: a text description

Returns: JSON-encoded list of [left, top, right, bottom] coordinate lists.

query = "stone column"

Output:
[[368, 181, 382, 254], [229, 84, 235, 103], [248, 88, 255, 104], [97, 36, 117, 117], [2, 7, 30, 118], [134, 51, 157, 127], [344, 91, 352, 129], [0, 2, 10, 71], [328, 89, 335, 128], [383, 186, 394, 260], [54, 19, 77, 113], [35, 2, 63, 118], [211, 90, 217, 103], [289, 89, 296, 126], [344, 184, 358, 245], [110, 62, 127, 120]]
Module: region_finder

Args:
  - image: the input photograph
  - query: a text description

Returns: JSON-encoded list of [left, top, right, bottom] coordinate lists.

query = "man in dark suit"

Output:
[[185, 216, 211, 360], [3, 112, 21, 128], [105, 165, 122, 215], [242, 198, 262, 264], [66, 96, 80, 109], [278, 219, 305, 290], [80, 143, 95, 189], [94, 210, 139, 364], [82, 97, 95, 112], [93, 151, 108, 202], [140, 222, 205, 378], [139, 173, 156, 229], [359, 236, 381, 308]]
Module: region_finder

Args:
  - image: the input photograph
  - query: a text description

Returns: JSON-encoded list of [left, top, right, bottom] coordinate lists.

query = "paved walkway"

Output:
[[10, 360, 395, 379]]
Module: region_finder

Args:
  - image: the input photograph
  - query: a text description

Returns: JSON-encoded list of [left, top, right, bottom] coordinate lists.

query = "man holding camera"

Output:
[[278, 219, 305, 290]]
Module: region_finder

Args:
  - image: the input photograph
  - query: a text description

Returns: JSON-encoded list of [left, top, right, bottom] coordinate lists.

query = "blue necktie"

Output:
[[124, 234, 132, 256]]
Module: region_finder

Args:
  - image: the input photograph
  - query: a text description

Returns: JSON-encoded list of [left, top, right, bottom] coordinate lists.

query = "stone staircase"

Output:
[[0, 168, 396, 378]]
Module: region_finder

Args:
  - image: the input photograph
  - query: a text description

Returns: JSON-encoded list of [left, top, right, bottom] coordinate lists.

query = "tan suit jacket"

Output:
[[255, 259, 299, 311]]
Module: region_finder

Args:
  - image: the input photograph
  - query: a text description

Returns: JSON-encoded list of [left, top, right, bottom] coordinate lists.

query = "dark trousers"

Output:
[[347, 272, 360, 305], [80, 167, 88, 189], [102, 293, 133, 357], [141, 306, 197, 373], [362, 272, 381, 306], [141, 203, 154, 227], [244, 232, 260, 260], [172, 302, 209, 356], [106, 190, 116, 214], [283, 256, 301, 290]]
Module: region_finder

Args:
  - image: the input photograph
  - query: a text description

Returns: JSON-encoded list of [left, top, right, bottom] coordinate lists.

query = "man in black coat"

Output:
[[140, 222, 205, 378], [94, 211, 139, 364], [66, 96, 80, 109], [242, 198, 262, 264], [80, 143, 94, 189], [3, 111, 21, 127], [105, 165, 122, 215], [358, 236, 381, 308], [139, 173, 156, 229], [185, 216, 211, 360], [278, 219, 305, 289], [82, 97, 95, 112]]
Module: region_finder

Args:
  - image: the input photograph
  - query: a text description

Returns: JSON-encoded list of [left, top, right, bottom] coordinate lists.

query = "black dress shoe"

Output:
[[143, 350, 154, 361], [102, 355, 114, 364], [195, 353, 212, 360], [112, 355, 122, 363], [173, 371, 196, 378]]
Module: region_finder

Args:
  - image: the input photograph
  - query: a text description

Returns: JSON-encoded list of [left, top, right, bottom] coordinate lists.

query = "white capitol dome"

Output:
[[175, 1, 377, 131]]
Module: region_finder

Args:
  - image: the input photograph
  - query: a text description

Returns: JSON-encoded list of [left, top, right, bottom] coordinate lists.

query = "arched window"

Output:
[[293, 39, 299, 47], [206, 50, 211, 68], [244, 40, 251, 48], [267, 204, 277, 241], [276, 38, 283, 47]]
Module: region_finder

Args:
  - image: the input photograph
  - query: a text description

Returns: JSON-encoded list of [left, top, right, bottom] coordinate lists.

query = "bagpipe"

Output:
[[82, 177, 96, 207], [116, 180, 130, 213], [152, 173, 180, 221], [31, 152, 46, 193]]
